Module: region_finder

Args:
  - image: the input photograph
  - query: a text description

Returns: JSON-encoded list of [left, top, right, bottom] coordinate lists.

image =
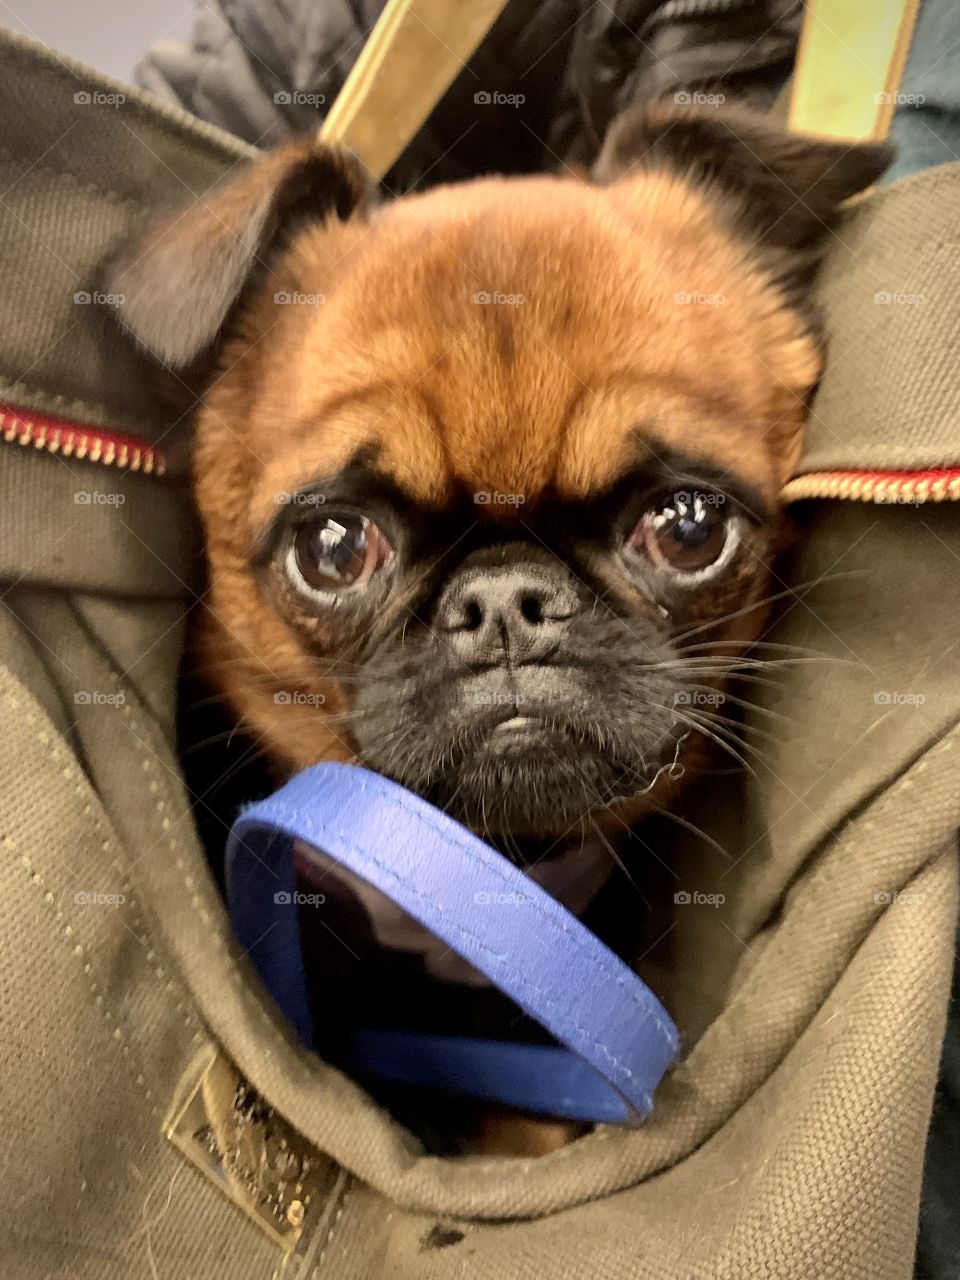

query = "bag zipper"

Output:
[[3, 406, 956, 506], [0, 405, 166, 476], [782, 468, 960, 505]]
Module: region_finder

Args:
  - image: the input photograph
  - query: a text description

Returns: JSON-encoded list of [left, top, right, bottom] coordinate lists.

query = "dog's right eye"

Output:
[[288, 514, 393, 594], [626, 490, 734, 576]]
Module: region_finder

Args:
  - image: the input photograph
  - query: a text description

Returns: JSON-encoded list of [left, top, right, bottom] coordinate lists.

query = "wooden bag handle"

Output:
[[320, 0, 922, 178], [318, 0, 511, 180], [788, 0, 922, 142]]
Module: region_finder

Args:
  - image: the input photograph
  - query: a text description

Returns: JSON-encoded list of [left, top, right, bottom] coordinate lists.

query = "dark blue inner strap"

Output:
[[348, 1032, 638, 1124], [225, 763, 679, 1124]]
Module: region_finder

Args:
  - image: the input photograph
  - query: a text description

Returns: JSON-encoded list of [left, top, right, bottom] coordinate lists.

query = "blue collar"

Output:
[[225, 763, 679, 1125]]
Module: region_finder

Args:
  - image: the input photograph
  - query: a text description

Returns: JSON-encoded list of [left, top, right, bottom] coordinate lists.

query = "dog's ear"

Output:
[[105, 140, 369, 368], [593, 101, 893, 275]]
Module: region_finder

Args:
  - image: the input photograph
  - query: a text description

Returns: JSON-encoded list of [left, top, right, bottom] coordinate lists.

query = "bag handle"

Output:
[[318, 0, 511, 180], [788, 0, 922, 142], [226, 763, 679, 1124], [321, 0, 922, 178]]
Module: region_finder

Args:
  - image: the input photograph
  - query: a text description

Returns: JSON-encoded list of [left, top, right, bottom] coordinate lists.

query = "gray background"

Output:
[[0, 0, 198, 81]]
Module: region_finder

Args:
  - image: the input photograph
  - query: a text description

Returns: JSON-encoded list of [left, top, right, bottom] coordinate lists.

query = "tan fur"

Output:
[[179, 157, 831, 1158], [193, 170, 819, 773], [97, 108, 892, 1156]]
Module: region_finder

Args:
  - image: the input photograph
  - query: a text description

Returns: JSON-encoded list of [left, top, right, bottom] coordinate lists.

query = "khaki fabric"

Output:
[[0, 24, 957, 1280], [800, 162, 960, 473], [0, 30, 251, 449], [317, 0, 511, 180]]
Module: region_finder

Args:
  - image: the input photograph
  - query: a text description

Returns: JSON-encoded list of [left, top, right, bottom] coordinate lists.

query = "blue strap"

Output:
[[225, 763, 679, 1124], [347, 1032, 640, 1124]]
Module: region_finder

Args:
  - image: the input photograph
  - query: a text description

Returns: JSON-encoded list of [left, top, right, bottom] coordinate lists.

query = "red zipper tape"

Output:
[[1, 405, 166, 477], [782, 468, 960, 504], [3, 406, 957, 505]]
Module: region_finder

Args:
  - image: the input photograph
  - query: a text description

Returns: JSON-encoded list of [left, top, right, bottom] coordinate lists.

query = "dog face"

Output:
[[111, 106, 889, 839]]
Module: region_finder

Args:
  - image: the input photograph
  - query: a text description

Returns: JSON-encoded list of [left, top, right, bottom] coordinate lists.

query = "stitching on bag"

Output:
[[845, 731, 958, 906], [4, 689, 145, 928], [0, 41, 254, 166], [311, 1178, 355, 1276], [814, 727, 957, 872], [0, 681, 165, 1118], [52, 594, 203, 1032], [115, 695, 395, 1130], [889, 729, 954, 793], [0, 146, 147, 210], [292, 775, 678, 1048], [705, 719, 960, 1048], [0, 684, 201, 1035], [14, 841, 162, 1118]]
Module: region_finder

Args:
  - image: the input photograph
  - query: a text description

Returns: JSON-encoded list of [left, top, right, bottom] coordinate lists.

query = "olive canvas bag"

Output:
[[0, 0, 956, 1275]]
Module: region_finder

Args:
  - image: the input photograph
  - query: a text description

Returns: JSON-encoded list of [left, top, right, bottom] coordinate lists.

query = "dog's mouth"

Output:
[[373, 698, 685, 839], [350, 619, 692, 840], [483, 710, 575, 752]]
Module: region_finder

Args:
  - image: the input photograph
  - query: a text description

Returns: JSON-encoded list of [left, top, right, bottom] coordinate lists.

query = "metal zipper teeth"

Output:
[[5, 407, 955, 507], [782, 470, 960, 505], [0, 409, 166, 477]]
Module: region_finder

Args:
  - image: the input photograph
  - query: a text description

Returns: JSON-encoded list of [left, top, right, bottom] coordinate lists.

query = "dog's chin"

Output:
[[430, 731, 620, 837], [363, 713, 681, 841]]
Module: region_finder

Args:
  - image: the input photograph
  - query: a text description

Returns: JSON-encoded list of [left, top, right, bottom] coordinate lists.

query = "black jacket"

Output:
[[135, 0, 803, 190]]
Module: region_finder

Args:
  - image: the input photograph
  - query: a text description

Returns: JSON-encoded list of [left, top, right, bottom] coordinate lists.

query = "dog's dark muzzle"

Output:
[[434, 557, 581, 670]]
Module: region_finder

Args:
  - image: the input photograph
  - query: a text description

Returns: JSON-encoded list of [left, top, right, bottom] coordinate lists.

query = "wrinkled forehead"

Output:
[[250, 176, 788, 524]]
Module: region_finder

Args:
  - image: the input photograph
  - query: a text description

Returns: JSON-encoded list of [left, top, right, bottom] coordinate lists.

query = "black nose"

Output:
[[435, 564, 579, 665]]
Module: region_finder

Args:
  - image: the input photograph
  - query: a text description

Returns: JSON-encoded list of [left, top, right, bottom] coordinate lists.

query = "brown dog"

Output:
[[108, 103, 890, 1152]]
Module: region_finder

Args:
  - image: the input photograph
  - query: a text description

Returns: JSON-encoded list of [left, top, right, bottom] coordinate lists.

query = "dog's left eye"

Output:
[[627, 491, 732, 574], [289, 514, 392, 593]]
